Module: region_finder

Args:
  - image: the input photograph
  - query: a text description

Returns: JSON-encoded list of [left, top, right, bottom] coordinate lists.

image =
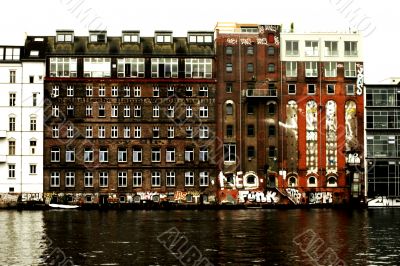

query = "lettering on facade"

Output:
[[238, 190, 280, 203], [285, 188, 303, 204], [309, 192, 333, 204], [356, 64, 364, 95]]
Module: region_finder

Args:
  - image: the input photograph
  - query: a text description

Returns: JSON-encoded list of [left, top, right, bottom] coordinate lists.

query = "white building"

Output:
[[0, 43, 44, 197]]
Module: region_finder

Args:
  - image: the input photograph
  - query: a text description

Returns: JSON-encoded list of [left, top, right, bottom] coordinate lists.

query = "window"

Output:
[[199, 126, 209, 139], [8, 164, 16, 178], [86, 85, 93, 96], [226, 83, 233, 93], [86, 126, 93, 138], [52, 125, 59, 138], [152, 148, 161, 162], [267, 46, 275, 55], [185, 172, 194, 186], [111, 86, 118, 97], [199, 106, 208, 118], [67, 125, 74, 138], [111, 126, 118, 138], [153, 105, 160, 118], [84, 147, 94, 162], [346, 84, 355, 95], [269, 146, 276, 157], [167, 126, 174, 138], [268, 63, 275, 73], [199, 171, 209, 187], [186, 86, 193, 97], [186, 126, 193, 138], [167, 86, 175, 97], [247, 63, 254, 72], [98, 126, 105, 138], [247, 103, 254, 114], [305, 62, 318, 77], [66, 85, 74, 96], [226, 63, 233, 72], [167, 106, 174, 118], [8, 140, 15, 155], [166, 171, 175, 187], [32, 93, 37, 106], [30, 117, 36, 131], [152, 58, 178, 78], [133, 172, 142, 187], [124, 86, 130, 97], [247, 46, 254, 55], [65, 172, 75, 187], [324, 62, 337, 77], [84, 172, 93, 187], [308, 84, 316, 95], [124, 105, 131, 117], [98, 104, 105, 117], [134, 126, 141, 138], [305, 41, 319, 56], [9, 93, 16, 107], [51, 85, 59, 98], [83, 58, 111, 77], [133, 147, 142, 162], [226, 124, 234, 137], [111, 105, 118, 117], [185, 147, 194, 162], [344, 41, 358, 56], [9, 70, 16, 83], [200, 147, 208, 162], [199, 86, 208, 97], [325, 41, 338, 56], [186, 105, 192, 118], [123, 126, 130, 138], [133, 86, 141, 97], [49, 57, 77, 77], [99, 172, 108, 187], [30, 164, 37, 175], [9, 117, 16, 131], [268, 125, 276, 136], [247, 125, 255, 136], [288, 84, 296, 94], [30, 140, 36, 155], [67, 105, 74, 116], [327, 84, 335, 94], [57, 33, 73, 42], [99, 85, 105, 96], [286, 62, 297, 77], [52, 105, 59, 117], [224, 144, 236, 162], [118, 172, 127, 187], [152, 172, 161, 187], [248, 146, 255, 158], [99, 147, 108, 162], [268, 103, 276, 114], [184, 58, 212, 78], [286, 40, 299, 56], [153, 86, 159, 97], [226, 103, 233, 115], [166, 147, 175, 162], [50, 172, 60, 187], [51, 147, 60, 162], [117, 58, 145, 77], [86, 105, 93, 117], [344, 62, 356, 77], [226, 46, 233, 55], [134, 105, 142, 117], [153, 126, 160, 138], [65, 148, 75, 162], [308, 176, 317, 187]]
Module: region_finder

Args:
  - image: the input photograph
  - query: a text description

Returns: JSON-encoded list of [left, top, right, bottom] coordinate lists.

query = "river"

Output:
[[0, 209, 399, 265]]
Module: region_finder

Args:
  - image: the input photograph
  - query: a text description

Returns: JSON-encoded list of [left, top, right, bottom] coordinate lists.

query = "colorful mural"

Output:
[[326, 100, 337, 174], [306, 100, 318, 175]]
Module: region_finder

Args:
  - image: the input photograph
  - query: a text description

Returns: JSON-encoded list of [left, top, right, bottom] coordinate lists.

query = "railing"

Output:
[[246, 89, 277, 97]]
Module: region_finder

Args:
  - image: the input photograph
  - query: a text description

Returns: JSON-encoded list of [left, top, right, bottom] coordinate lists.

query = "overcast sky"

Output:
[[0, 0, 396, 83]]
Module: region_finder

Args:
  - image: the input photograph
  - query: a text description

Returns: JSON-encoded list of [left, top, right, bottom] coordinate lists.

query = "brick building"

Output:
[[42, 30, 217, 205]]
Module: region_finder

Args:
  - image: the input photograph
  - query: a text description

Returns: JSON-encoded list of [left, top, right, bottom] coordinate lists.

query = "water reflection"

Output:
[[0, 209, 400, 265]]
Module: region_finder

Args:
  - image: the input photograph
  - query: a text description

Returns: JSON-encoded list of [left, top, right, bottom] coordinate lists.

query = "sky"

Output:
[[0, 0, 397, 83]]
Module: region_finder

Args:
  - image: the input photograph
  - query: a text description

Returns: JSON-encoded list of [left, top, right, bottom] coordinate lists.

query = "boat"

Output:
[[49, 203, 80, 209], [367, 196, 400, 208]]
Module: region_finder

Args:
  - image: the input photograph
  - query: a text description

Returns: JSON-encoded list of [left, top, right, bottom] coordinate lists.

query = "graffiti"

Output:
[[238, 191, 280, 203], [356, 64, 364, 95], [326, 101, 337, 174], [258, 25, 265, 34], [226, 38, 238, 45], [21, 193, 43, 202], [286, 188, 303, 204], [265, 25, 279, 32], [240, 38, 252, 45], [309, 192, 333, 204], [306, 100, 318, 174], [257, 38, 267, 45], [286, 101, 298, 171], [274, 36, 280, 46], [136, 192, 166, 201], [345, 101, 357, 151]]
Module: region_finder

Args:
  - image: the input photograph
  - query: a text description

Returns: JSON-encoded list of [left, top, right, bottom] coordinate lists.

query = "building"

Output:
[[42, 30, 217, 205], [279, 32, 365, 205], [365, 83, 400, 198], [0, 41, 45, 203], [214, 23, 284, 204]]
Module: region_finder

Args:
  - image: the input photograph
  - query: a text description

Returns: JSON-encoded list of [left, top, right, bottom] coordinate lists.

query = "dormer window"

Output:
[[30, 50, 39, 57], [241, 27, 258, 33], [89, 31, 107, 43], [155, 32, 172, 43], [34, 38, 44, 42], [56, 31, 73, 43], [122, 31, 140, 43], [188, 33, 213, 44]]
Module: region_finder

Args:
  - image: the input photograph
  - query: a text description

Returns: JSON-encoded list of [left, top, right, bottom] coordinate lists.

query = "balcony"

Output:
[[246, 89, 277, 98]]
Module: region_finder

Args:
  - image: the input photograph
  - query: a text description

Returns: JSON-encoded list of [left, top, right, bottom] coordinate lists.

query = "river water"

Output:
[[0, 209, 399, 265]]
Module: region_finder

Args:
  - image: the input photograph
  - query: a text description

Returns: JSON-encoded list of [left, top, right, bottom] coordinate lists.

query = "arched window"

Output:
[[246, 175, 256, 184], [289, 177, 297, 187], [307, 176, 317, 187], [226, 103, 233, 115], [327, 176, 337, 187]]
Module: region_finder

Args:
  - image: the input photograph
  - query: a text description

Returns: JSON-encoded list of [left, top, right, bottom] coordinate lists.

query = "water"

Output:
[[0, 209, 399, 265]]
